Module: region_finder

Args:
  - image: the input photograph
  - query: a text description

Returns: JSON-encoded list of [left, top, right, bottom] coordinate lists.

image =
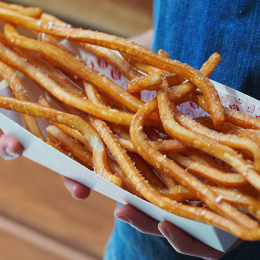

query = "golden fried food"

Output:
[[1, 2, 260, 241]]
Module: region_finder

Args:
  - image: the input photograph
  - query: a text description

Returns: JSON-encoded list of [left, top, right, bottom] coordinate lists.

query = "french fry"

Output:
[[2, 2, 260, 240]]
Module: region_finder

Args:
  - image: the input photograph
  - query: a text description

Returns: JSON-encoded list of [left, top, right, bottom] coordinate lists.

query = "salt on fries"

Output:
[[1, 2, 260, 240]]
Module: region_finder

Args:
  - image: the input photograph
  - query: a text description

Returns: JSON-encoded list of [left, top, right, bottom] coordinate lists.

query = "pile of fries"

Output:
[[1, 2, 260, 240]]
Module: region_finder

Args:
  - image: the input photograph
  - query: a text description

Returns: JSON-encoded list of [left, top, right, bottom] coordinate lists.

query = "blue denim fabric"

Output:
[[153, 0, 260, 98], [104, 1, 260, 259]]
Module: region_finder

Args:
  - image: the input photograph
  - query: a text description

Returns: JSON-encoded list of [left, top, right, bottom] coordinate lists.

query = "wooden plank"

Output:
[[5, 0, 153, 37], [0, 155, 116, 259], [0, 228, 68, 260], [0, 215, 97, 260]]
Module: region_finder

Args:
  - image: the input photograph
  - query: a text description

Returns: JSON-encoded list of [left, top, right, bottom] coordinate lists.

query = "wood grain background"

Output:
[[0, 154, 116, 259], [4, 0, 153, 37]]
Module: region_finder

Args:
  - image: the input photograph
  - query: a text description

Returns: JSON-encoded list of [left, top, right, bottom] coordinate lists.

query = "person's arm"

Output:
[[129, 28, 153, 49]]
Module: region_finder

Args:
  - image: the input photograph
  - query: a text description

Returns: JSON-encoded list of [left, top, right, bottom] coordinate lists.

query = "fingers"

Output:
[[158, 221, 223, 259], [114, 205, 243, 259], [0, 134, 24, 160], [61, 176, 91, 200], [114, 204, 162, 236], [158, 221, 242, 260], [0, 135, 91, 200]]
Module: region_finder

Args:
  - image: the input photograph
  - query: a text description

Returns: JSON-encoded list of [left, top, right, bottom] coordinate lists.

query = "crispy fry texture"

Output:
[[1, 2, 260, 240]]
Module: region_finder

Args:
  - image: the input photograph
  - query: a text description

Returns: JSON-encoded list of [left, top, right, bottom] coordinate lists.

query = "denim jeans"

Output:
[[105, 0, 260, 259], [153, 0, 260, 99]]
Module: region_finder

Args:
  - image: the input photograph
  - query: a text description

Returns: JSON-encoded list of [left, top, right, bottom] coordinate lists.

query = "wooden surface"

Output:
[[0, 155, 116, 259], [5, 0, 153, 37], [0, 228, 68, 260]]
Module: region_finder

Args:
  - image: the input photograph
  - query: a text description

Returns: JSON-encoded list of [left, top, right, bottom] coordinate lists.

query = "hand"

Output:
[[0, 134, 24, 160], [114, 204, 243, 260], [0, 134, 90, 199], [61, 176, 91, 200]]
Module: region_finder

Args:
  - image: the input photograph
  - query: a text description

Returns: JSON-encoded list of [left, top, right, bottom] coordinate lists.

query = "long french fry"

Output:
[[130, 95, 259, 230], [0, 39, 148, 126], [0, 59, 45, 141], [46, 125, 93, 170], [0, 94, 123, 187], [0, 8, 224, 125], [1, 2, 260, 240]]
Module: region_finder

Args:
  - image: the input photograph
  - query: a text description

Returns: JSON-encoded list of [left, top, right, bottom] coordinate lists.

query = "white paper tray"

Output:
[[2, 41, 259, 252]]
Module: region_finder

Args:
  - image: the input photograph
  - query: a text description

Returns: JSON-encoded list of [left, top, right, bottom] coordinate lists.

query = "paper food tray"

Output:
[[2, 40, 259, 253]]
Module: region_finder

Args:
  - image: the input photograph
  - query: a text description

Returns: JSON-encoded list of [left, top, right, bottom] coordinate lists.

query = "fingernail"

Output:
[[63, 178, 74, 198], [116, 216, 132, 224], [1, 144, 20, 161], [63, 177, 70, 190], [63, 178, 79, 199], [158, 226, 172, 240]]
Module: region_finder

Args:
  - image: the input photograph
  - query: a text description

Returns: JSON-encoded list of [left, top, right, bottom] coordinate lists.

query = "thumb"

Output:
[[0, 134, 24, 160]]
